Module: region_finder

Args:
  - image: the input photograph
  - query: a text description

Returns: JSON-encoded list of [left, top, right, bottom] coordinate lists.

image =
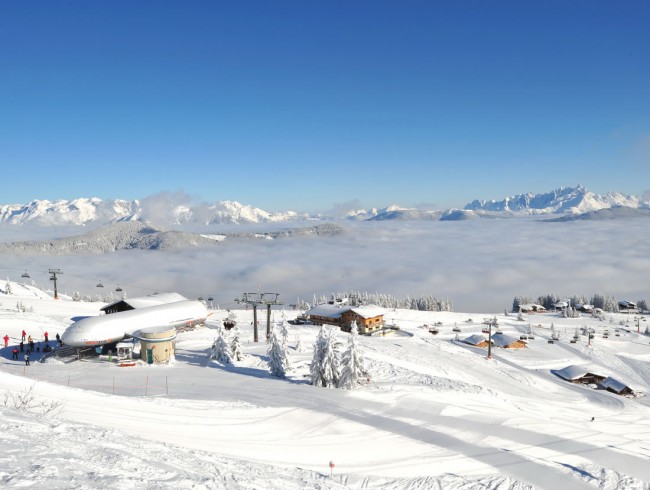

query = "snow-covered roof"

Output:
[[601, 377, 632, 394], [103, 292, 188, 310], [491, 333, 524, 347], [305, 304, 346, 319], [348, 305, 385, 318], [520, 303, 545, 310], [553, 365, 607, 381], [463, 334, 488, 345]]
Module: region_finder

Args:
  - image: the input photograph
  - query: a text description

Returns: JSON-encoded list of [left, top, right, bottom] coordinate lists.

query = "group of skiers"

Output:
[[4, 329, 63, 365]]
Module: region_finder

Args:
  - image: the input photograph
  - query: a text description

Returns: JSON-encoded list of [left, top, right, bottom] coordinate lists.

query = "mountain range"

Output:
[[0, 185, 648, 228]]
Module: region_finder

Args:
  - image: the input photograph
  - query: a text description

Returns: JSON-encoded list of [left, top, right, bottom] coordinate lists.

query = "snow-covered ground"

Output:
[[1, 283, 650, 489]]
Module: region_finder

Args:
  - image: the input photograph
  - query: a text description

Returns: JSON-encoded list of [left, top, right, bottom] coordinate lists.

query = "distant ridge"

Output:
[[463, 185, 647, 215], [0, 221, 344, 256], [0, 186, 648, 227]]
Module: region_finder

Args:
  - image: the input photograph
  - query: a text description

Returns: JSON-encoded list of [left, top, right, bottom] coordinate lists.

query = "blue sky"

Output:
[[1, 1, 649, 213]]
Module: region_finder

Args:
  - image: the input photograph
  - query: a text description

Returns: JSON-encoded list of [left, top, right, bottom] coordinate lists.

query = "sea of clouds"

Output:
[[2, 217, 648, 313]]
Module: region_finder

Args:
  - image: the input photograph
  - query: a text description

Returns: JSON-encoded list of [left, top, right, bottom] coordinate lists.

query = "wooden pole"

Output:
[[266, 303, 272, 340]]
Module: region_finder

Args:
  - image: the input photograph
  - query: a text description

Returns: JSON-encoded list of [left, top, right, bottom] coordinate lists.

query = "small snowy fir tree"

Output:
[[210, 323, 232, 365], [267, 325, 290, 378], [310, 326, 341, 388], [294, 335, 305, 353], [279, 318, 290, 348], [72, 291, 82, 302], [517, 309, 524, 321], [5, 278, 12, 295], [339, 322, 367, 389], [230, 325, 244, 362]]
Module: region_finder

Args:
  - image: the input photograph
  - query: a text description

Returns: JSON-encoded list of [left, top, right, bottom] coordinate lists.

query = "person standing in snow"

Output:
[[3, 334, 8, 347], [12, 347, 19, 360], [21, 330, 26, 342], [55, 333, 61, 346], [19, 341, 24, 352], [44, 331, 49, 343], [24, 352, 30, 366]]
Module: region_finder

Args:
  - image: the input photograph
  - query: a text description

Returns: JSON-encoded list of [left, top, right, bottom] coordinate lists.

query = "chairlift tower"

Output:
[[483, 317, 498, 360], [48, 269, 62, 300], [260, 293, 283, 339], [236, 292, 283, 341]]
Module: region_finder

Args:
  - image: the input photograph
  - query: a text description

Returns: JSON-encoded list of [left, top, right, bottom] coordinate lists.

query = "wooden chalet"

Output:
[[340, 306, 385, 334], [305, 304, 346, 327], [600, 377, 635, 396], [491, 333, 527, 349], [519, 303, 546, 313], [552, 365, 607, 385], [463, 334, 490, 348]]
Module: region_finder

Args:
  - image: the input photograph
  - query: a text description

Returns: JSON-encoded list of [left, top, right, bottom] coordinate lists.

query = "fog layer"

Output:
[[2, 219, 648, 313]]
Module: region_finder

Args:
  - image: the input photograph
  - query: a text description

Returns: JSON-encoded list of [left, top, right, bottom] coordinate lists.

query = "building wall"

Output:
[[341, 312, 384, 333]]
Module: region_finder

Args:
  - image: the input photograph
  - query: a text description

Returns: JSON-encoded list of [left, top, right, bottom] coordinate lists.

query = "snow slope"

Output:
[[1, 283, 650, 489]]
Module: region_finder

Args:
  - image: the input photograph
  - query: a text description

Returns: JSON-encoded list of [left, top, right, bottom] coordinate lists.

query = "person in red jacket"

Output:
[[44, 331, 49, 343], [21, 330, 26, 342], [3, 334, 8, 347]]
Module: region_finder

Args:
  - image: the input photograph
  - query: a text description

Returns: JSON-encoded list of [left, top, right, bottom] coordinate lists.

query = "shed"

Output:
[[552, 365, 607, 384], [116, 341, 134, 360], [137, 327, 177, 364], [600, 377, 634, 396]]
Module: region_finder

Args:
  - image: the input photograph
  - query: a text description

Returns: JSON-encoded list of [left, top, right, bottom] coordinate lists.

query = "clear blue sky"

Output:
[[1, 1, 648, 212]]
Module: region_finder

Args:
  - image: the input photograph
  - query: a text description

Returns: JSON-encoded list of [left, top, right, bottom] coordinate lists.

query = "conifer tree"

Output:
[[339, 322, 366, 389], [310, 326, 341, 388], [267, 325, 290, 378], [230, 325, 244, 362], [210, 323, 232, 364]]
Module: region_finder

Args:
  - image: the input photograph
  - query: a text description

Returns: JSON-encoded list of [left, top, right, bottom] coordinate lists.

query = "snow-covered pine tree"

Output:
[[310, 326, 341, 388], [339, 321, 366, 389], [279, 318, 290, 347], [267, 325, 290, 378], [294, 335, 305, 353], [210, 323, 232, 364], [5, 278, 12, 295], [230, 325, 244, 362]]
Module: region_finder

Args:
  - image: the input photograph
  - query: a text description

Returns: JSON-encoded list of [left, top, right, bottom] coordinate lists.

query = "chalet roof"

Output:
[[491, 333, 525, 347], [520, 303, 546, 311], [305, 304, 346, 319], [463, 334, 488, 346], [101, 292, 188, 312], [553, 364, 607, 381], [601, 377, 633, 394], [348, 306, 385, 319]]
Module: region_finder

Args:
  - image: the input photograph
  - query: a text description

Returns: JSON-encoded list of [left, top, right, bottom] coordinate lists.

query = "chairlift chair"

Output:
[[21, 271, 30, 279], [115, 286, 123, 292], [96, 281, 104, 288]]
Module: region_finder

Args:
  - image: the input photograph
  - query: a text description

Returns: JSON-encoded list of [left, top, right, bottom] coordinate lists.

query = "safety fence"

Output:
[[0, 363, 171, 397]]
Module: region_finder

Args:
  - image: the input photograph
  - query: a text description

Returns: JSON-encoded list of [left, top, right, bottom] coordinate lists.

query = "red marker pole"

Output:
[[329, 461, 335, 478]]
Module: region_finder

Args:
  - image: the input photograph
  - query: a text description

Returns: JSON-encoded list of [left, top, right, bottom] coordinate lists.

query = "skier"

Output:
[[21, 330, 26, 342], [19, 341, 24, 352], [24, 352, 30, 366], [44, 331, 49, 343], [12, 347, 19, 360], [3, 334, 8, 347]]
